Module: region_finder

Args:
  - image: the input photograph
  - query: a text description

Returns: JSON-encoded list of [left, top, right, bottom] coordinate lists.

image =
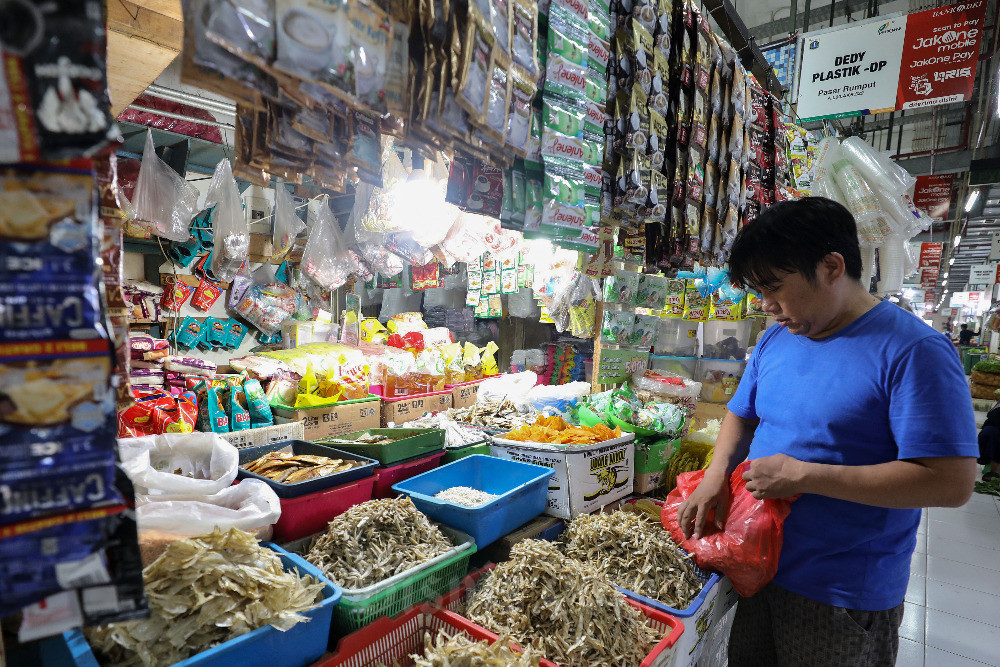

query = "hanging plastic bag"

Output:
[[661, 460, 797, 597], [124, 131, 200, 241], [118, 432, 240, 497], [272, 185, 306, 259], [205, 159, 250, 282], [301, 196, 360, 290]]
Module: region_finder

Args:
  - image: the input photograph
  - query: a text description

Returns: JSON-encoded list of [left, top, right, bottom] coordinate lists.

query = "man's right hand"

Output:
[[677, 470, 730, 539]]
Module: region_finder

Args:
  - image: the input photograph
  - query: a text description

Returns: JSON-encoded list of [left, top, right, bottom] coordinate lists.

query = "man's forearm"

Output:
[[793, 457, 976, 508], [704, 410, 757, 480]]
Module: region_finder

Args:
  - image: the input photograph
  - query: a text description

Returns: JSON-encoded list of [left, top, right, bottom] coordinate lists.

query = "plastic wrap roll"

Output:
[[841, 137, 916, 196]]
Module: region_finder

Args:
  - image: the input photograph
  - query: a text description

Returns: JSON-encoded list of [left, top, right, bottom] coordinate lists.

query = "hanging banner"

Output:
[[912, 175, 954, 220], [968, 264, 998, 286], [919, 267, 939, 288], [950, 291, 970, 308], [918, 242, 943, 269], [795, 15, 907, 121], [924, 290, 935, 306], [896, 1, 988, 110]]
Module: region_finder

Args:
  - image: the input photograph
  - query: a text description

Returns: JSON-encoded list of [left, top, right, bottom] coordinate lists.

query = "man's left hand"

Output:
[[743, 454, 805, 499]]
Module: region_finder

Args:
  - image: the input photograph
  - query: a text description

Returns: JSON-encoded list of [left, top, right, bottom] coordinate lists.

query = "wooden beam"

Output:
[[129, 0, 183, 21], [107, 0, 183, 50], [105, 0, 183, 115]]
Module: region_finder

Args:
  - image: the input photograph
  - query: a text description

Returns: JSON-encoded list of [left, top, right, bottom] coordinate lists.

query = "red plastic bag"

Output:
[[661, 460, 796, 597]]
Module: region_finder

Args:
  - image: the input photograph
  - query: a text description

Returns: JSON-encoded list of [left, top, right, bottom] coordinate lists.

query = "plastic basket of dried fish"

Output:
[[59, 534, 340, 667], [313, 428, 446, 466], [317, 602, 554, 666], [237, 440, 378, 498], [372, 450, 447, 499], [284, 497, 477, 634], [270, 475, 376, 543], [392, 455, 554, 548]]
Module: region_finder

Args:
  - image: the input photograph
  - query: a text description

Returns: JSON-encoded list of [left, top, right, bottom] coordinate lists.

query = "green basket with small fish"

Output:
[[313, 428, 445, 466]]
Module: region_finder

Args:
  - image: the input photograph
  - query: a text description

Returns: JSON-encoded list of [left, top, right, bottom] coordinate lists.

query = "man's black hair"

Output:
[[729, 197, 863, 292], [961, 324, 968, 330]]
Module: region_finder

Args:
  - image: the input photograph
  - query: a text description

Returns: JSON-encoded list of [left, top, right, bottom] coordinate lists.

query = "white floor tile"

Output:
[[924, 646, 992, 666], [925, 579, 1000, 626], [911, 552, 927, 578], [925, 608, 1000, 665], [928, 512, 1000, 533], [928, 539, 1000, 571], [930, 502, 998, 520], [959, 493, 1000, 514], [927, 522, 1000, 551], [927, 555, 1000, 596], [906, 575, 926, 605], [899, 603, 925, 643], [896, 637, 923, 667]]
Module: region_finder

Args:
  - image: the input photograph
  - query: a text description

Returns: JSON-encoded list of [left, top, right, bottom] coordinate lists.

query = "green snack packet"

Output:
[[229, 387, 252, 431], [243, 379, 274, 427], [630, 314, 660, 347], [637, 274, 668, 309], [604, 269, 640, 303], [195, 381, 230, 433], [601, 309, 635, 343]]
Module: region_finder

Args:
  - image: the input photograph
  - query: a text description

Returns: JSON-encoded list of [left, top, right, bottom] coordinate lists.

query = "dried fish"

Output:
[[411, 630, 543, 666], [433, 486, 500, 507], [467, 540, 660, 666], [244, 451, 359, 484], [305, 497, 453, 589], [561, 510, 703, 609], [447, 399, 539, 432], [87, 528, 324, 667]]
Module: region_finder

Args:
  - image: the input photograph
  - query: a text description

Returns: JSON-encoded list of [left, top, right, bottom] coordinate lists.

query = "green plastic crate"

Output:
[[313, 428, 445, 465], [962, 347, 988, 375], [441, 441, 491, 464]]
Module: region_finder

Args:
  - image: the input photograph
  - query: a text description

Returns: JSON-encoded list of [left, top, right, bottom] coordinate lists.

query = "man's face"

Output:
[[757, 270, 834, 338]]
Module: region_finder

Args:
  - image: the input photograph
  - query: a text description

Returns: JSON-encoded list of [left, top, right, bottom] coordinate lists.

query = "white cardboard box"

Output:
[[219, 421, 304, 449]]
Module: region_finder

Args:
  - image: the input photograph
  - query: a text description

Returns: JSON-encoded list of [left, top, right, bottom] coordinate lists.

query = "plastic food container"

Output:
[[654, 319, 700, 357], [392, 455, 554, 548], [57, 545, 341, 667], [649, 355, 698, 380], [236, 440, 378, 498], [270, 475, 376, 542], [702, 320, 752, 361], [697, 359, 746, 403], [313, 428, 446, 466], [372, 451, 447, 499]]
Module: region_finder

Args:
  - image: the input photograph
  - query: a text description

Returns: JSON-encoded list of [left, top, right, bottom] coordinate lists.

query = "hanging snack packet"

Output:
[[601, 309, 636, 344], [631, 22, 656, 96], [605, 269, 641, 303], [226, 319, 248, 349], [637, 274, 668, 309], [161, 276, 195, 312], [506, 66, 535, 155], [665, 278, 686, 317], [484, 53, 513, 144], [630, 314, 660, 347], [174, 317, 205, 349], [459, 10, 496, 122], [191, 277, 224, 312], [512, 0, 540, 76], [682, 282, 709, 321]]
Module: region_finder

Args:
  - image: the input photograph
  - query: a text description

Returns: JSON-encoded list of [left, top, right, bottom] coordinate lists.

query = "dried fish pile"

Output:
[[561, 510, 702, 609], [87, 529, 324, 667], [243, 451, 360, 483], [305, 497, 454, 589], [466, 540, 659, 666], [411, 630, 542, 666], [433, 486, 500, 507], [318, 432, 398, 446], [448, 399, 538, 432]]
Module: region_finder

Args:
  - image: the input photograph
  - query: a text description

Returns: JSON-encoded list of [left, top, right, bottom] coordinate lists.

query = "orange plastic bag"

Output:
[[661, 460, 797, 597]]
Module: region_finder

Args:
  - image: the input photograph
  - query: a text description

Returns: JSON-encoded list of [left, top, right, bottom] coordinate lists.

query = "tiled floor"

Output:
[[900, 492, 1000, 666]]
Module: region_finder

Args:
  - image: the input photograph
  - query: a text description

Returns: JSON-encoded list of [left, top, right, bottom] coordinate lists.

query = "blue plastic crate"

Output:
[[57, 544, 341, 667], [391, 455, 554, 548]]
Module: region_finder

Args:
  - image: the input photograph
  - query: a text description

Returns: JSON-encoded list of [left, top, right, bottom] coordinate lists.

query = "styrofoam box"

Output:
[[488, 434, 635, 519]]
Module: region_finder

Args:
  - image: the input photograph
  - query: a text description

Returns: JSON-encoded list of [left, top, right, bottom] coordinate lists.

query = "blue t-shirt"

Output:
[[728, 301, 977, 611]]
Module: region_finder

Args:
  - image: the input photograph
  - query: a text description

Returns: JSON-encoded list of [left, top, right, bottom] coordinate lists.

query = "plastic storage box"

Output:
[[57, 545, 342, 667], [697, 359, 746, 404], [314, 428, 446, 466], [236, 440, 377, 498], [269, 475, 376, 542], [392, 455, 554, 547], [649, 355, 698, 380], [441, 440, 491, 464], [702, 320, 751, 361], [372, 450, 446, 499], [655, 320, 700, 357]]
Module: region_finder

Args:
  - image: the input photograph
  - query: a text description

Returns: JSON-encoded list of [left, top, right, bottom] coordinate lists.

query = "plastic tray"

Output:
[[270, 475, 376, 542], [609, 413, 661, 436], [237, 440, 378, 498], [441, 441, 490, 464], [392, 455, 554, 548], [576, 403, 609, 427], [58, 545, 341, 667], [313, 428, 446, 466], [372, 450, 446, 499], [316, 603, 554, 666], [432, 564, 684, 667]]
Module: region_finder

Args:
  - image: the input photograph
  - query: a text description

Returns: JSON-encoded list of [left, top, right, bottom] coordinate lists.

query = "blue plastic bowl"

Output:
[[392, 454, 554, 548]]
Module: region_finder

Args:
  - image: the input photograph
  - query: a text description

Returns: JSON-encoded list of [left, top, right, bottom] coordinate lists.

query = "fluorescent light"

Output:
[[954, 235, 962, 246], [966, 189, 980, 212], [944, 272, 949, 278], [949, 257, 955, 265]]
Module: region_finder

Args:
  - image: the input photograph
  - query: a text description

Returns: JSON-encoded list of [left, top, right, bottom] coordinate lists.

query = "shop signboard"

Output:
[[919, 267, 939, 288], [896, 1, 988, 110], [924, 290, 935, 307], [596, 348, 648, 384], [912, 175, 954, 220], [918, 242, 943, 269], [950, 292, 970, 308], [990, 232, 1000, 261], [968, 264, 998, 287], [795, 15, 908, 121]]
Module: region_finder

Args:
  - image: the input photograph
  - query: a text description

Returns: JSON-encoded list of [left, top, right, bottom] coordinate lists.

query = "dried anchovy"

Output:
[[448, 399, 537, 431], [467, 540, 660, 667], [305, 497, 453, 590], [434, 486, 500, 507], [562, 510, 703, 609], [87, 529, 324, 667], [411, 630, 542, 666]]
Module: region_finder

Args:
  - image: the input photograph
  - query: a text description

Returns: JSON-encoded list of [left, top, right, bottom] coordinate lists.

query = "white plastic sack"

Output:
[[118, 432, 239, 496], [137, 479, 281, 538], [124, 130, 200, 241], [527, 382, 592, 413], [205, 159, 250, 282]]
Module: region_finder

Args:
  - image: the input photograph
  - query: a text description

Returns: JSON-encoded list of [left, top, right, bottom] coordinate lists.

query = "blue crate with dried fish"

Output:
[[237, 440, 378, 498]]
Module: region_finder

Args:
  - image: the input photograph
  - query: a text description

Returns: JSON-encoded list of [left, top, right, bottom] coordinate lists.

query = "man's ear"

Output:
[[820, 252, 846, 285]]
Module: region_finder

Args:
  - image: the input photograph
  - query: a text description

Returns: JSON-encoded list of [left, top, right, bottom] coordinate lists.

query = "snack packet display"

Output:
[[601, 309, 636, 344], [603, 269, 641, 304]]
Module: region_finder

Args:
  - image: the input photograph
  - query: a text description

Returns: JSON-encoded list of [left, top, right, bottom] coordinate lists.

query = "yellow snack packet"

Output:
[[299, 363, 319, 396], [482, 341, 500, 376]]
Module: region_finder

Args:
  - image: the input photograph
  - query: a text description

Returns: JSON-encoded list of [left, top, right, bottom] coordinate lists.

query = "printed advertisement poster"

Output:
[[920, 268, 939, 288], [796, 15, 907, 121], [913, 175, 954, 220], [918, 242, 943, 269], [897, 1, 988, 110]]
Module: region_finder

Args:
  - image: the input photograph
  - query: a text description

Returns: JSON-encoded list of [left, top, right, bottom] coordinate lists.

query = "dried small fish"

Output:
[[305, 497, 454, 589], [467, 540, 660, 666], [433, 486, 500, 507], [244, 451, 359, 484], [561, 510, 702, 609], [87, 528, 324, 667], [411, 630, 542, 666], [447, 399, 539, 432]]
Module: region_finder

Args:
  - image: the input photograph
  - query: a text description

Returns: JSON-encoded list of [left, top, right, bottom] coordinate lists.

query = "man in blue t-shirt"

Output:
[[677, 197, 977, 666]]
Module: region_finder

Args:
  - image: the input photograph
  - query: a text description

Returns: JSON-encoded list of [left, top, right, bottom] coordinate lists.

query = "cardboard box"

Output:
[[489, 434, 635, 519], [693, 401, 728, 428], [381, 390, 452, 427], [272, 396, 381, 439], [447, 379, 484, 410], [633, 437, 680, 494], [220, 422, 304, 450]]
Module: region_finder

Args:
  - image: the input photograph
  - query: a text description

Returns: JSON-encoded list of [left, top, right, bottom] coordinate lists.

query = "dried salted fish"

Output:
[[467, 540, 660, 667], [305, 497, 453, 590], [86, 528, 324, 667], [447, 399, 539, 432], [411, 630, 543, 666], [433, 486, 500, 507], [561, 510, 702, 609], [243, 451, 360, 484]]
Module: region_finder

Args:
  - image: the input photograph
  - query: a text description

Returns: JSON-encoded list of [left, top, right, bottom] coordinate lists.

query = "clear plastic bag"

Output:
[[301, 196, 360, 290], [118, 432, 239, 497], [205, 159, 250, 281], [272, 185, 305, 259], [124, 131, 200, 241]]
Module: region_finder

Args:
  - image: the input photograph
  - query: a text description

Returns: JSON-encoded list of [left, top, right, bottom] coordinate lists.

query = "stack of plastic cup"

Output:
[[832, 159, 893, 244], [877, 235, 907, 294]]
